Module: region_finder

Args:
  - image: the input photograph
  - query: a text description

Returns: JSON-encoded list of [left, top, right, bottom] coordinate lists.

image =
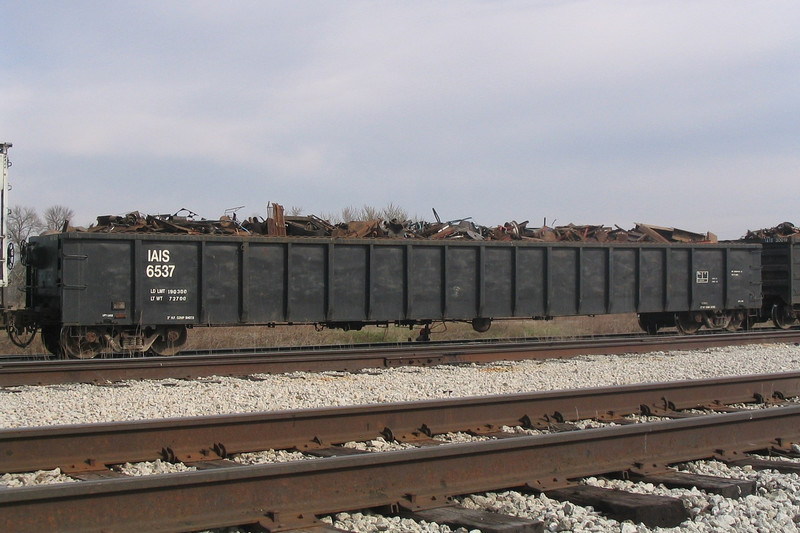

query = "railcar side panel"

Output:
[[610, 248, 637, 314], [140, 241, 199, 325], [369, 245, 405, 320], [761, 241, 800, 309], [332, 244, 368, 321], [580, 248, 608, 315], [247, 243, 285, 323], [515, 247, 546, 316], [483, 247, 514, 317], [690, 248, 724, 311], [409, 246, 444, 319], [549, 247, 578, 316], [665, 248, 691, 312], [792, 244, 799, 307], [60, 239, 134, 325], [287, 243, 326, 322], [25, 234, 762, 336], [25, 235, 62, 317], [445, 246, 479, 319], [638, 248, 665, 312], [727, 248, 760, 309], [200, 242, 239, 324]]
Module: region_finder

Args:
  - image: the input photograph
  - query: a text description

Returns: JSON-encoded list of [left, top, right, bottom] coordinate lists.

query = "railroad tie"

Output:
[[403, 505, 543, 533], [625, 470, 756, 498], [543, 485, 689, 528]]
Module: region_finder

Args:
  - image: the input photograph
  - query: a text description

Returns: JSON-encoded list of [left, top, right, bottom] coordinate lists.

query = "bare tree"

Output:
[[5, 206, 44, 305], [381, 202, 408, 222], [289, 206, 304, 216], [360, 204, 381, 221], [334, 203, 410, 223], [318, 211, 338, 224], [7, 206, 44, 250], [339, 206, 358, 223], [43, 205, 75, 231]]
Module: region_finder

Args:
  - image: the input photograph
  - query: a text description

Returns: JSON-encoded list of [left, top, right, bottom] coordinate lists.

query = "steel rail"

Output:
[[2, 371, 798, 474], [2, 329, 799, 387], [2, 406, 799, 532]]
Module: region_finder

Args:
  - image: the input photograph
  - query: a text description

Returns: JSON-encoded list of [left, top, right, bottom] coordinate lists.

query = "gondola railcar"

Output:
[[10, 231, 763, 358]]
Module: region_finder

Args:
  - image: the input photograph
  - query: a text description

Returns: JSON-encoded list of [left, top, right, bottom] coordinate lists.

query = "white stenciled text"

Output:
[[146, 248, 175, 278]]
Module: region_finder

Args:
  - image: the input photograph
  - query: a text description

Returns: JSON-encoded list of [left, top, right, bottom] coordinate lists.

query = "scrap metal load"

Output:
[[80, 204, 718, 244], [742, 222, 800, 242]]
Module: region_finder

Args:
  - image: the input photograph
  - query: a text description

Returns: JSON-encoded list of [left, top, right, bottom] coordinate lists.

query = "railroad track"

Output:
[[2, 329, 800, 386], [2, 372, 800, 531]]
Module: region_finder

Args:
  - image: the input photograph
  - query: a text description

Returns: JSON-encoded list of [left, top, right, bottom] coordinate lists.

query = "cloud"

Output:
[[1, 1, 799, 237]]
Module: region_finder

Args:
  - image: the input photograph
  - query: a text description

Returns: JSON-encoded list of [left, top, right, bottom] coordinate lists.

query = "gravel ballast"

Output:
[[1, 342, 800, 532], [1, 343, 798, 428]]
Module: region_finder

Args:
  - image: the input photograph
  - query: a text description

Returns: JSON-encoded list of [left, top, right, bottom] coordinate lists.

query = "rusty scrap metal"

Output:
[[89, 211, 246, 236], [265, 202, 286, 237], [490, 221, 714, 244], [331, 220, 384, 239], [631, 223, 717, 244], [78, 203, 718, 244], [284, 214, 336, 236], [742, 222, 800, 242]]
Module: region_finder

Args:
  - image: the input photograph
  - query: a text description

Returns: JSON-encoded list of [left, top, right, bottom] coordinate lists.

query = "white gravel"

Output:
[[2, 342, 800, 533], [1, 343, 798, 428]]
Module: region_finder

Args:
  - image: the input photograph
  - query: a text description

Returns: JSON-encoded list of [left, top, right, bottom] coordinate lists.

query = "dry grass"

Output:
[[0, 314, 642, 355], [186, 314, 642, 351]]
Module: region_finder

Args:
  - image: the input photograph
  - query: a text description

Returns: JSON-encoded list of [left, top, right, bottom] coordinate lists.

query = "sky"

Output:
[[1, 1, 799, 239]]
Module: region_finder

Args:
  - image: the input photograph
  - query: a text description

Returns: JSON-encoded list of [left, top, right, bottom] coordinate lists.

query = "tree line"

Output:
[[7, 205, 75, 252], [4, 205, 75, 305], [294, 202, 410, 224]]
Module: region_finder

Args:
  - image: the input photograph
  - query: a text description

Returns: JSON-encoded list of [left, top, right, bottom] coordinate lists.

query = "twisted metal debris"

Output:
[[742, 222, 800, 242], [75, 203, 719, 244]]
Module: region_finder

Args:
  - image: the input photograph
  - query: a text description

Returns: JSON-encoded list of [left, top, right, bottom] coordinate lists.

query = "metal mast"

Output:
[[0, 142, 11, 290]]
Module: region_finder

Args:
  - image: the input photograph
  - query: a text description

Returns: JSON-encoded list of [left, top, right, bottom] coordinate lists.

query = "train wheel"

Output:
[[5, 315, 37, 348], [416, 325, 431, 342], [726, 310, 745, 332], [61, 327, 104, 359], [772, 304, 796, 330], [637, 315, 659, 335], [471, 317, 492, 333], [41, 325, 63, 357], [150, 326, 188, 356], [675, 313, 701, 335]]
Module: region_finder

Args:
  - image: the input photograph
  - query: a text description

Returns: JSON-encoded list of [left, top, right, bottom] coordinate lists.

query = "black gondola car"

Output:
[[19, 232, 763, 357], [759, 239, 800, 328]]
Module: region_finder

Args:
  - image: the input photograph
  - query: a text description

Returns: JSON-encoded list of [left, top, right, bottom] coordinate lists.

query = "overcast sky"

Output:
[[2, 1, 799, 238]]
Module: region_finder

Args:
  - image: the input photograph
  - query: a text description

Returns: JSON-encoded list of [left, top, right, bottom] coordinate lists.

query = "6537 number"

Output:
[[146, 264, 176, 278]]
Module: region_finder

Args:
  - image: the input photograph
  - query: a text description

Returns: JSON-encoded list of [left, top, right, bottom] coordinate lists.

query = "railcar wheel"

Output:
[[416, 325, 431, 342], [61, 327, 104, 359], [6, 242, 14, 270], [150, 326, 188, 356], [5, 315, 36, 348], [471, 317, 492, 333], [675, 313, 701, 335], [41, 326, 62, 357], [726, 310, 745, 332], [637, 315, 659, 335], [772, 304, 796, 330]]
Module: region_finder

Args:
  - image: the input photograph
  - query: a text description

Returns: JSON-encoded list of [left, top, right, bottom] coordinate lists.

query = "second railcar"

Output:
[[759, 238, 800, 328], [21, 232, 762, 357]]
